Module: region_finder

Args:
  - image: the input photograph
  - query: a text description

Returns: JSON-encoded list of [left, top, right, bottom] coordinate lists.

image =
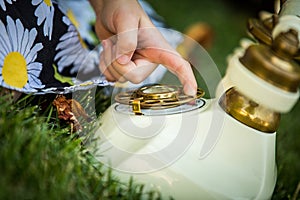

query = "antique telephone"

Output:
[[90, 1, 300, 199]]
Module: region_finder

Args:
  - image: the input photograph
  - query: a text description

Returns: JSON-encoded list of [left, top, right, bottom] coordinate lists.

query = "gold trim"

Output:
[[115, 84, 205, 115], [219, 88, 280, 133], [240, 30, 300, 92]]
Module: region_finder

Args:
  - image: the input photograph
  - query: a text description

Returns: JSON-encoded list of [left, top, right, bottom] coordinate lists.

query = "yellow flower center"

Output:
[[43, 0, 52, 6], [2, 52, 28, 88]]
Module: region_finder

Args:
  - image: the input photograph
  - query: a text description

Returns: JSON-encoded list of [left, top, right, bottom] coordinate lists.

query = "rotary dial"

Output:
[[115, 84, 205, 115]]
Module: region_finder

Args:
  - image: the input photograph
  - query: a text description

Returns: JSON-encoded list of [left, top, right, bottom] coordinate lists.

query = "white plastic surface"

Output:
[[93, 99, 277, 200], [226, 53, 299, 113]]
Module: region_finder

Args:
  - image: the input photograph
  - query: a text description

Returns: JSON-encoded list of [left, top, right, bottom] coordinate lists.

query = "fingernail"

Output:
[[184, 84, 197, 96], [117, 55, 130, 65], [102, 40, 107, 49]]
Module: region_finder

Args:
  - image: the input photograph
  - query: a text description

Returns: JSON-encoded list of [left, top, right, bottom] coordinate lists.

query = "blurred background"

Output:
[[148, 0, 300, 199]]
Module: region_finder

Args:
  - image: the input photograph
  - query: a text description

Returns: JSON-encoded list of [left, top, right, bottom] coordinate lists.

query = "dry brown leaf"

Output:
[[52, 95, 91, 132]]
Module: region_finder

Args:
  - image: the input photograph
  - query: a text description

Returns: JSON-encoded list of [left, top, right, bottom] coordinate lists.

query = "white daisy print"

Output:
[[0, 16, 44, 92], [32, 0, 54, 40], [55, 16, 92, 75], [0, 0, 16, 11]]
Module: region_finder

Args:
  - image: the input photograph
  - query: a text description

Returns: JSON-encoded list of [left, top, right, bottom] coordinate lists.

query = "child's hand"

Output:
[[89, 0, 197, 96]]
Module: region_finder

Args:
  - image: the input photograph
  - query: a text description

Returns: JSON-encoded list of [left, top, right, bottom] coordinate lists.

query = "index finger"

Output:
[[140, 47, 197, 96]]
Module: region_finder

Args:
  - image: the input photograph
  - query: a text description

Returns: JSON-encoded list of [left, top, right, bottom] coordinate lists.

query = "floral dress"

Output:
[[0, 0, 183, 94]]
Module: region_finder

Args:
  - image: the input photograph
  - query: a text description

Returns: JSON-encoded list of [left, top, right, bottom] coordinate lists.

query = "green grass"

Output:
[[0, 1, 299, 199], [0, 91, 160, 200]]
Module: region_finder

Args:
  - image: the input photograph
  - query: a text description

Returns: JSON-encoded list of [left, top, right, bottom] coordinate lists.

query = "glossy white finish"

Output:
[[93, 99, 277, 200], [225, 53, 299, 113]]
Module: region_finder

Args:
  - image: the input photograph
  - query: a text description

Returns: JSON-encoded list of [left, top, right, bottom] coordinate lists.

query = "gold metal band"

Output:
[[115, 84, 205, 115]]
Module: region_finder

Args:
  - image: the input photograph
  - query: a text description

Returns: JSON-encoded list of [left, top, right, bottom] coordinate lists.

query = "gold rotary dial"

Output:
[[115, 84, 205, 115]]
